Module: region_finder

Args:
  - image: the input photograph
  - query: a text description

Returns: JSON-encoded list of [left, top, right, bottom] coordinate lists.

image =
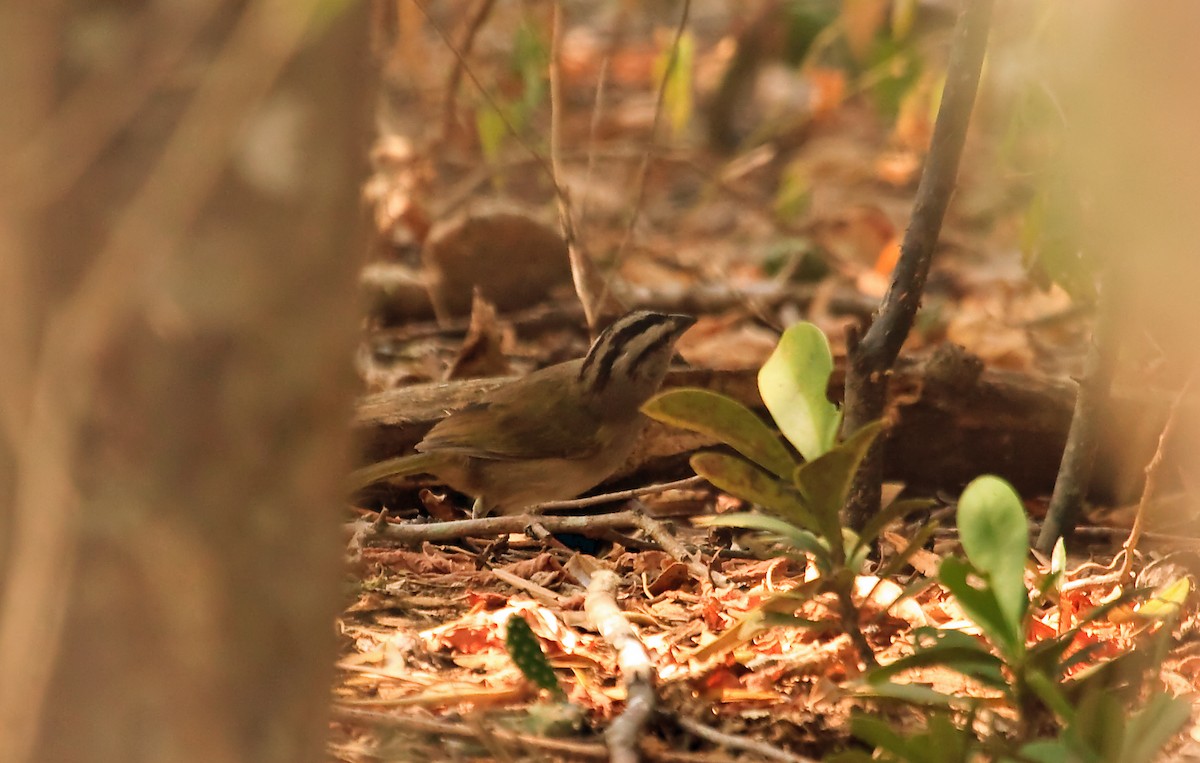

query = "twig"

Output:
[[601, 0, 692, 311], [673, 716, 818, 763], [332, 706, 738, 763], [332, 706, 610, 759], [440, 0, 496, 142], [410, 0, 559, 192], [842, 0, 994, 529], [355, 476, 708, 544], [836, 584, 878, 670], [585, 570, 656, 763], [578, 55, 611, 232], [531, 475, 707, 512], [361, 509, 646, 544], [632, 508, 726, 587], [1117, 372, 1196, 581], [1035, 268, 1120, 554], [549, 3, 607, 331], [491, 567, 569, 607], [526, 521, 577, 553]]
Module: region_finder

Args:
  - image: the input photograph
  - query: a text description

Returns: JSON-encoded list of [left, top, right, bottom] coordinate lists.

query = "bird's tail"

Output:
[[346, 451, 442, 493]]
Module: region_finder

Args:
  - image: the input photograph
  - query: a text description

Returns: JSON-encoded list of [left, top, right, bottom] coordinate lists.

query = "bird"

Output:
[[348, 310, 696, 517]]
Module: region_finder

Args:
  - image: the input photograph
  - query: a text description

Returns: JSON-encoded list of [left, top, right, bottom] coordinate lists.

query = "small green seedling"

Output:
[[505, 614, 565, 699], [861, 476, 1186, 759], [644, 322, 934, 665]]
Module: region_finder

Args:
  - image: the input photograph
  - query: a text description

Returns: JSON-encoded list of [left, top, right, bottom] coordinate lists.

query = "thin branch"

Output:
[[1035, 269, 1120, 554], [673, 716, 818, 763], [354, 475, 708, 544], [842, 0, 994, 529], [0, 1, 326, 760], [531, 475, 707, 511], [440, 0, 496, 142], [1117, 371, 1196, 581], [332, 706, 738, 763], [601, 0, 692, 311], [491, 567, 569, 607], [578, 55, 611, 232], [410, 0, 559, 192], [585, 570, 656, 763], [332, 706, 611, 760], [359, 509, 647, 544], [632, 508, 726, 587], [549, 3, 606, 331]]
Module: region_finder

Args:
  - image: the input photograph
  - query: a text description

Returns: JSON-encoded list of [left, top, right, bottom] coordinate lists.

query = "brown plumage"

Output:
[[348, 311, 695, 516]]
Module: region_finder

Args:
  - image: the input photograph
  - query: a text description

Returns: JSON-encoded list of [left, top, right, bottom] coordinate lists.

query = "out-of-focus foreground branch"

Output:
[[0, 2, 370, 762]]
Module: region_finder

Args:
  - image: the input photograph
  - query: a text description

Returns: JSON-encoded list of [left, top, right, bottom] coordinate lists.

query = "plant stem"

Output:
[[843, 0, 995, 529]]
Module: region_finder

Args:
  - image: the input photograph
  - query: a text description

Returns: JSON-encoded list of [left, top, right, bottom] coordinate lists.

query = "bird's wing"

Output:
[[417, 362, 603, 461]]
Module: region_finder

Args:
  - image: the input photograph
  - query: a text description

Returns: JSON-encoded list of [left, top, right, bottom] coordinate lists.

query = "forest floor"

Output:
[[328, 4, 1200, 761]]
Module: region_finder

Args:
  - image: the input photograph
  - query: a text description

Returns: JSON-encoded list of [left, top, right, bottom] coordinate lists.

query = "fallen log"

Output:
[[352, 347, 1179, 507]]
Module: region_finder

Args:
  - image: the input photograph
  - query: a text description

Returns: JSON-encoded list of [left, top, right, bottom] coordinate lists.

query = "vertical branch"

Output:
[[1115, 371, 1195, 580], [577, 56, 610, 232], [0, 1, 367, 761], [440, 0, 496, 141], [1035, 271, 1120, 554], [843, 0, 995, 529], [549, 3, 606, 332], [415, 0, 608, 329], [600, 0, 691, 312]]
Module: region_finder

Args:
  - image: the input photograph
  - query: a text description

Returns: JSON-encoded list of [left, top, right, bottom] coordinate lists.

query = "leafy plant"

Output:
[[643, 322, 933, 666], [830, 688, 1188, 763], [857, 476, 1187, 760], [828, 710, 980, 763], [1014, 690, 1190, 763]]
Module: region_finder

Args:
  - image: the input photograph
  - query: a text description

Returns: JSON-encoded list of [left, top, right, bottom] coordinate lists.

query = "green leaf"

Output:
[[691, 452, 820, 532], [758, 322, 842, 461], [958, 476, 1030, 638], [858, 497, 937, 551], [512, 21, 549, 117], [1121, 693, 1191, 763], [1069, 690, 1126, 760], [850, 715, 919, 760], [505, 614, 564, 697], [1136, 576, 1191, 620], [762, 611, 836, 631], [1025, 668, 1075, 722], [853, 680, 966, 709], [775, 160, 814, 221], [698, 511, 829, 563], [1051, 537, 1067, 577], [1016, 740, 1071, 763], [793, 420, 884, 546], [870, 628, 1006, 690], [476, 105, 508, 166], [644, 388, 795, 478], [824, 752, 877, 763], [655, 30, 694, 138], [938, 557, 1022, 658], [926, 713, 975, 763]]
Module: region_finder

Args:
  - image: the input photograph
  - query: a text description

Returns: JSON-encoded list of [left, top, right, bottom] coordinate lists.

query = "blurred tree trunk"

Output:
[[0, 2, 370, 762]]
